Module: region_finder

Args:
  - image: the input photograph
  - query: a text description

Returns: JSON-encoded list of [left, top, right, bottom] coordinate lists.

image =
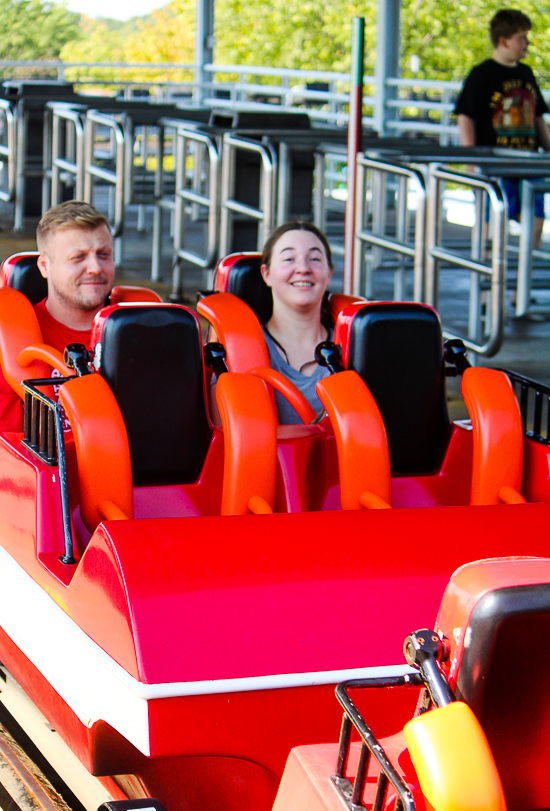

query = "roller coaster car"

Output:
[[274, 556, 550, 811], [0, 253, 549, 811]]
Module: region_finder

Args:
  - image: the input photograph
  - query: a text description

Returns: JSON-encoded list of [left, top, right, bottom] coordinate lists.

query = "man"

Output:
[[0, 200, 115, 431], [455, 9, 550, 246]]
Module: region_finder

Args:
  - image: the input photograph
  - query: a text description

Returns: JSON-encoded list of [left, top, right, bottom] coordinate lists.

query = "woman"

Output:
[[260, 220, 333, 424]]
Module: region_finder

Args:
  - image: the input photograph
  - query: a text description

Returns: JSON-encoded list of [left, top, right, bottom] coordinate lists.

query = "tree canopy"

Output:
[[0, 0, 80, 60], [0, 0, 545, 89]]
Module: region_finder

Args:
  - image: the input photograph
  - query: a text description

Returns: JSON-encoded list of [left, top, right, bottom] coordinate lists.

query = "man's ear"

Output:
[[37, 254, 48, 279], [260, 263, 272, 287]]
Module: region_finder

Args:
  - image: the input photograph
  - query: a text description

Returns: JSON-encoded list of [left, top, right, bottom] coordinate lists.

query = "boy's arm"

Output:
[[536, 116, 550, 151], [458, 114, 476, 146]]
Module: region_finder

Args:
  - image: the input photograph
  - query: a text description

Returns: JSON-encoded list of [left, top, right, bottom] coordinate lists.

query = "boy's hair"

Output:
[[37, 201, 109, 252], [489, 9, 531, 47]]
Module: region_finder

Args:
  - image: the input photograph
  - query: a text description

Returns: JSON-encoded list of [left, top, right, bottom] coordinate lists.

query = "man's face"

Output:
[[37, 225, 115, 314]]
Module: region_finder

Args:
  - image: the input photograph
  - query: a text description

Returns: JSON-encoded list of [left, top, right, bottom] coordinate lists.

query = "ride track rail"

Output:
[[0, 667, 111, 811], [0, 677, 79, 811]]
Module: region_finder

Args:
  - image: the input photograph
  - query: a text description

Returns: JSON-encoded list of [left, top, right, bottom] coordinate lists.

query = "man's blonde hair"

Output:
[[37, 201, 109, 252]]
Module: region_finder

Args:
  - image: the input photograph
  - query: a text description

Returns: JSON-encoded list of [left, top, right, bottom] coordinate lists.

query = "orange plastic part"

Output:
[[316, 370, 391, 510], [404, 701, 506, 811], [97, 499, 130, 521], [461, 367, 525, 505], [328, 293, 366, 325], [110, 286, 163, 304], [247, 495, 274, 515], [248, 366, 316, 424], [359, 491, 391, 510], [197, 293, 270, 373], [58, 374, 133, 533], [18, 343, 72, 377], [216, 372, 277, 515], [0, 287, 50, 398]]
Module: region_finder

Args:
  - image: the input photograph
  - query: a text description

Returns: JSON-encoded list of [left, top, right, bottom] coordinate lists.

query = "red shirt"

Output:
[[0, 299, 92, 432]]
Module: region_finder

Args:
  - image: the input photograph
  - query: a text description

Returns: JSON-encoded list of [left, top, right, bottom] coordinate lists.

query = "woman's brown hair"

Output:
[[261, 220, 333, 269]]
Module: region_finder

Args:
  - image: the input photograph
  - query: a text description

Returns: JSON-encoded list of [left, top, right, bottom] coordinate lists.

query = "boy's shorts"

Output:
[[501, 177, 545, 220]]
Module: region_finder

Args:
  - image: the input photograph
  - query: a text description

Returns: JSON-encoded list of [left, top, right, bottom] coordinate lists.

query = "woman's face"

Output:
[[261, 229, 333, 312]]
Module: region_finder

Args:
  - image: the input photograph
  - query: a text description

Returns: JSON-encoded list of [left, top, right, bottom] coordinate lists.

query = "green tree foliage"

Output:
[[401, 0, 550, 82], [0, 0, 80, 60], [55, 0, 550, 90], [214, 0, 377, 73], [60, 2, 194, 83]]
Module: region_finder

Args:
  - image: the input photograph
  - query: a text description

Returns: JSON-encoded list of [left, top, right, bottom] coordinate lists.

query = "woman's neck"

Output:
[[266, 304, 327, 374]]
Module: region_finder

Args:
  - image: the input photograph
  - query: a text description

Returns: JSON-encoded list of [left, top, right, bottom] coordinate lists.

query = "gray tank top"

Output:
[[262, 326, 331, 424]]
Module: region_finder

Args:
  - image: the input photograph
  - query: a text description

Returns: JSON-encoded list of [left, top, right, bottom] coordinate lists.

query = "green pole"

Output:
[[344, 16, 365, 295]]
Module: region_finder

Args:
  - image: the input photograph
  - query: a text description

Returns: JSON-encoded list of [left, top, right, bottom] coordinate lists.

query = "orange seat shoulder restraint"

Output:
[[404, 701, 506, 811], [197, 292, 270, 372], [0, 287, 50, 397], [216, 372, 277, 515], [110, 286, 163, 304], [461, 366, 526, 505], [316, 370, 391, 510], [59, 374, 133, 533]]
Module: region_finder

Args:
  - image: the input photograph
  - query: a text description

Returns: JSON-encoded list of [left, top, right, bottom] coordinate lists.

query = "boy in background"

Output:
[[455, 9, 550, 245]]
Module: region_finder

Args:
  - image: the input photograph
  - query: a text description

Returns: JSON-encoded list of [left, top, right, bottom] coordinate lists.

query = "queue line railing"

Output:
[[44, 104, 86, 210], [0, 99, 16, 206], [170, 127, 220, 298], [84, 110, 125, 263], [354, 155, 427, 302], [219, 133, 277, 257], [425, 166, 507, 357]]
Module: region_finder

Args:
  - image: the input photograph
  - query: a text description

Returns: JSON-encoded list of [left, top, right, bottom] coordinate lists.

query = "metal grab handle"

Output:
[[0, 99, 16, 203], [50, 106, 86, 206], [354, 154, 427, 301], [219, 133, 276, 256], [425, 165, 507, 357], [84, 110, 125, 238], [173, 126, 220, 269]]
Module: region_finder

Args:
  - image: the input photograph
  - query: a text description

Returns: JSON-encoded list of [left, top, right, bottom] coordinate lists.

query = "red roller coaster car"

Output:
[[0, 252, 547, 811]]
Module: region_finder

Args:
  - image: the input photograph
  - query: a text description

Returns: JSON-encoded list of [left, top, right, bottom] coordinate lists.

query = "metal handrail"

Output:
[[219, 133, 276, 256], [334, 676, 422, 811], [171, 126, 220, 293], [48, 105, 86, 207], [22, 377, 77, 565], [84, 110, 125, 240], [353, 154, 427, 301], [0, 99, 16, 203], [515, 178, 550, 318], [425, 165, 507, 356]]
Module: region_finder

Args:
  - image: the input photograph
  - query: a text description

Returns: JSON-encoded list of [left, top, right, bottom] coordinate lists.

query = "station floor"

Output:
[[1, 202, 549, 422]]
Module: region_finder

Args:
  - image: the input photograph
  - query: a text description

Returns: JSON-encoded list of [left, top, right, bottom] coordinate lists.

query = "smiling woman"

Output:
[[259, 221, 334, 424]]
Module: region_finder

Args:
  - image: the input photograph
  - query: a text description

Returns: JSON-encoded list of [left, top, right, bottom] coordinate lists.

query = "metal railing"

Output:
[[514, 178, 550, 318], [0, 99, 16, 204], [504, 368, 550, 444], [353, 155, 427, 301], [219, 132, 277, 256], [0, 59, 470, 141], [84, 110, 125, 260], [171, 127, 220, 296], [425, 166, 507, 356], [44, 104, 86, 210]]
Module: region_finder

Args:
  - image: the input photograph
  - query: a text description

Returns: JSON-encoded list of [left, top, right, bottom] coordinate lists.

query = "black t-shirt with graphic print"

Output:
[[454, 59, 548, 149]]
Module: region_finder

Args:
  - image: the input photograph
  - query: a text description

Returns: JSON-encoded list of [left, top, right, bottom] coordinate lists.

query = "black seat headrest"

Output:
[[3, 253, 47, 305], [346, 303, 450, 475], [226, 256, 273, 325], [97, 305, 212, 486], [455, 582, 550, 811]]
